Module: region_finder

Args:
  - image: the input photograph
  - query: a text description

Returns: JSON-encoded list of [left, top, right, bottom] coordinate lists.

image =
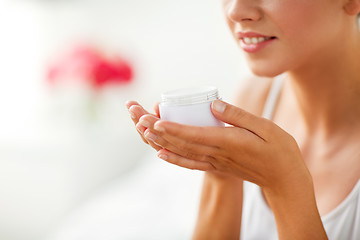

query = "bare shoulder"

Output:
[[231, 75, 274, 117]]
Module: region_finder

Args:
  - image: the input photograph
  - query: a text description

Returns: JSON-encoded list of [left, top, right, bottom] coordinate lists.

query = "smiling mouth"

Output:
[[241, 36, 277, 45]]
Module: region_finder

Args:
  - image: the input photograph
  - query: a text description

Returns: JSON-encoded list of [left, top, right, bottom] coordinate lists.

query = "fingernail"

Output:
[[154, 122, 165, 132], [145, 131, 158, 142], [128, 110, 136, 119], [158, 153, 168, 160], [212, 100, 226, 113], [140, 120, 151, 128], [125, 100, 132, 109]]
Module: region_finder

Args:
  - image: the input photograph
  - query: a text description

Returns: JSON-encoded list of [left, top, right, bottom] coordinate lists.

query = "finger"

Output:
[[137, 114, 160, 134], [126, 101, 149, 119], [153, 102, 160, 118], [136, 114, 162, 150], [128, 104, 149, 122], [152, 120, 263, 160], [126, 100, 140, 109], [138, 115, 214, 160], [128, 106, 150, 144], [144, 128, 218, 162], [144, 118, 220, 158], [157, 149, 216, 171], [142, 127, 188, 158], [211, 100, 270, 141], [153, 120, 222, 146], [136, 125, 162, 151], [135, 122, 151, 145], [126, 103, 153, 145], [126, 101, 163, 150], [147, 138, 162, 151]]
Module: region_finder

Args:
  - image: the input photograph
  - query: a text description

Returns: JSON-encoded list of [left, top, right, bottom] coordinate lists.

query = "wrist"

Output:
[[205, 171, 243, 186], [262, 171, 327, 239], [194, 172, 243, 240], [263, 167, 314, 201]]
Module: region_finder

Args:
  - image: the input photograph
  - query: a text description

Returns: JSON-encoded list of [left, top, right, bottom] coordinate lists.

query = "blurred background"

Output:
[[0, 0, 248, 239]]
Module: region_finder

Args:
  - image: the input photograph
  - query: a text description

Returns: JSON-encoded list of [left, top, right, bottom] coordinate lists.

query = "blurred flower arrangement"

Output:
[[46, 44, 134, 123], [47, 45, 133, 89]]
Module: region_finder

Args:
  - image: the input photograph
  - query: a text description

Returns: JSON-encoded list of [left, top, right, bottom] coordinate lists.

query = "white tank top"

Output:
[[240, 75, 360, 240]]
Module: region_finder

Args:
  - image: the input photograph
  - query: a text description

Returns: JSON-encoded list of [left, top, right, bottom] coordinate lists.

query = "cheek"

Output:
[[266, 2, 335, 69], [275, 1, 334, 49]]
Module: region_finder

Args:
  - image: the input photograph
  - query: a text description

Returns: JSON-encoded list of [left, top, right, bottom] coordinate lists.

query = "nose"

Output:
[[225, 0, 263, 23]]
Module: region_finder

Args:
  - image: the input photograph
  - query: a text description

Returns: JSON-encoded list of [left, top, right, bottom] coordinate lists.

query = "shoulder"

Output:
[[231, 75, 274, 117]]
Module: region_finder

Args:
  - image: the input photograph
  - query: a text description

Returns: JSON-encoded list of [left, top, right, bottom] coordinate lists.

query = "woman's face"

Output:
[[222, 0, 349, 77]]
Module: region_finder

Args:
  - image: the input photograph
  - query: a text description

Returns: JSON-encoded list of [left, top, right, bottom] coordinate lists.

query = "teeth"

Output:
[[244, 38, 252, 44], [243, 37, 270, 44]]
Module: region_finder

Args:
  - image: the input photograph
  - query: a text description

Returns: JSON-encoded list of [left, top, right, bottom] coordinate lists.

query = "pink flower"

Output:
[[47, 45, 134, 90], [92, 58, 133, 88]]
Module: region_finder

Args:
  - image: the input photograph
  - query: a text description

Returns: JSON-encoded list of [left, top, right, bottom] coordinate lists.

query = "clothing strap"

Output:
[[261, 74, 286, 120]]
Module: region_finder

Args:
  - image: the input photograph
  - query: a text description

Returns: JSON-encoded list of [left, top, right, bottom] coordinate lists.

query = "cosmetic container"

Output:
[[159, 86, 224, 127]]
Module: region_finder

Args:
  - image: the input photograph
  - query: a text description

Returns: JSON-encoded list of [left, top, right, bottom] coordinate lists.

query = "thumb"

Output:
[[211, 100, 267, 136]]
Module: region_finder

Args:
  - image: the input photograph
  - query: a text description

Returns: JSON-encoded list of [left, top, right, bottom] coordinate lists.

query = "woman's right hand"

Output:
[[126, 100, 163, 151]]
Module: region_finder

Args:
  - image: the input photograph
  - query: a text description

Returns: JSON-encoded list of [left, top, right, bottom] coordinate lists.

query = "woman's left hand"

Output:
[[139, 100, 310, 192]]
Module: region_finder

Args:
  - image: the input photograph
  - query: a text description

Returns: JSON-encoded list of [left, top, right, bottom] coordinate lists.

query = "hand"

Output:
[[138, 100, 311, 192], [126, 100, 163, 151]]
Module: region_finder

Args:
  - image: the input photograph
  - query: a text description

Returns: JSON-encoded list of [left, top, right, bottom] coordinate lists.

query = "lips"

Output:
[[236, 32, 277, 53]]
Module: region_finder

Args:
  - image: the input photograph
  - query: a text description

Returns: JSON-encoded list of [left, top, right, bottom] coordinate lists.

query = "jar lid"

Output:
[[161, 86, 220, 106]]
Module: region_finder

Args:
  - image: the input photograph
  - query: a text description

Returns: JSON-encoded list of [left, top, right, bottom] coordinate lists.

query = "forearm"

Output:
[[264, 174, 328, 240], [192, 172, 243, 240]]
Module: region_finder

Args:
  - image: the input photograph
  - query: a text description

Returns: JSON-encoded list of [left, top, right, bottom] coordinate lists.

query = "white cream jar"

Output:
[[159, 86, 224, 127]]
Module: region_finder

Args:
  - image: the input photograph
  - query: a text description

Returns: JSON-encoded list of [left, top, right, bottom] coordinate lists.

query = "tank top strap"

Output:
[[261, 74, 286, 120]]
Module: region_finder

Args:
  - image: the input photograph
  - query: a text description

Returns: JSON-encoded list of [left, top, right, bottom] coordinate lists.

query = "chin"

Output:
[[247, 59, 288, 78], [249, 65, 284, 78]]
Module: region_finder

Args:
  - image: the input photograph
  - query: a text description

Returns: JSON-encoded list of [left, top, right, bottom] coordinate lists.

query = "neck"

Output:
[[285, 28, 360, 138]]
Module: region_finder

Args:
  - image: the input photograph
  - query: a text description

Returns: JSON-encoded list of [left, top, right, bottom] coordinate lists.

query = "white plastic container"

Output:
[[159, 86, 224, 127]]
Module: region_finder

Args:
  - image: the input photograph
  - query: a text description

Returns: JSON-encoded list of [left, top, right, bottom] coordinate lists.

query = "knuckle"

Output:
[[155, 137, 167, 148], [207, 146, 220, 157], [262, 119, 273, 131], [149, 142, 161, 150], [227, 128, 245, 144], [285, 132, 298, 145], [192, 128, 207, 143], [228, 106, 246, 121], [183, 151, 197, 160], [176, 140, 188, 151], [261, 119, 278, 140], [202, 154, 215, 163]]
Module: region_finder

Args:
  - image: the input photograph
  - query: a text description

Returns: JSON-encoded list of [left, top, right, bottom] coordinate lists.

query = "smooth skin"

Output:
[[127, 0, 360, 239]]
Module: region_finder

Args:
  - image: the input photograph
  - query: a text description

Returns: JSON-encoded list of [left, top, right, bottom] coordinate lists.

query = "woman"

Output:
[[126, 0, 360, 239]]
